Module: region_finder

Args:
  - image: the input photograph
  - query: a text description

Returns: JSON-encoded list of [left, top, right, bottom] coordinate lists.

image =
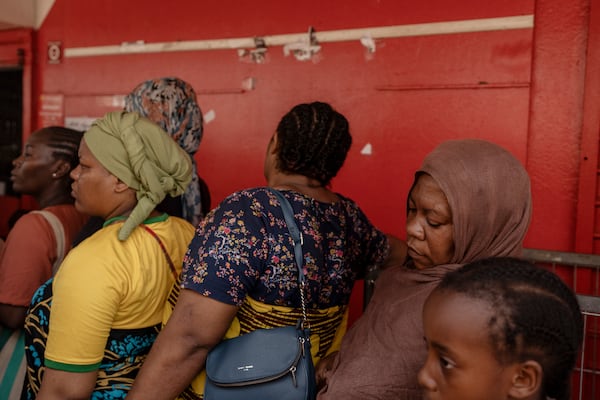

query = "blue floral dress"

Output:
[[182, 187, 390, 309], [178, 187, 390, 399]]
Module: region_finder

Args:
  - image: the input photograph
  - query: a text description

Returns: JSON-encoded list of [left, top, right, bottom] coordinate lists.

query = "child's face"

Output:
[[418, 290, 519, 400]]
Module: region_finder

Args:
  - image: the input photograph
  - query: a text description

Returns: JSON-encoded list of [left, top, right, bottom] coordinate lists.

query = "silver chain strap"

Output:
[[268, 188, 311, 330], [300, 280, 309, 329]]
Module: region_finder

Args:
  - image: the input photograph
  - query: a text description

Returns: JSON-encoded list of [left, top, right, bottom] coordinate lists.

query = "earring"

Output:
[[52, 172, 57, 178]]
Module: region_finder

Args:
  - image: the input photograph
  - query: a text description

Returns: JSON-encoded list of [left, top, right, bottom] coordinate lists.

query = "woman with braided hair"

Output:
[[127, 101, 406, 400], [419, 256, 583, 400], [0, 127, 87, 399], [0, 127, 87, 330], [71, 76, 211, 246]]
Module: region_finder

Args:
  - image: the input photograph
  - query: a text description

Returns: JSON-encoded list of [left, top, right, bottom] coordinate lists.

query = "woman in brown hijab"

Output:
[[317, 138, 532, 400]]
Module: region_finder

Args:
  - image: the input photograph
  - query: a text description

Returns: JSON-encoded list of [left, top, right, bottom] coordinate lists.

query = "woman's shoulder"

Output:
[[1, 212, 54, 253], [10, 210, 51, 233], [331, 192, 360, 208], [164, 214, 195, 228], [43, 204, 89, 226], [212, 187, 364, 221], [223, 186, 270, 200], [214, 187, 276, 211], [322, 193, 368, 220], [156, 215, 196, 239], [70, 223, 121, 250]]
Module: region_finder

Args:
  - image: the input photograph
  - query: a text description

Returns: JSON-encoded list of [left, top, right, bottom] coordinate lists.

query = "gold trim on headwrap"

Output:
[[84, 111, 193, 241]]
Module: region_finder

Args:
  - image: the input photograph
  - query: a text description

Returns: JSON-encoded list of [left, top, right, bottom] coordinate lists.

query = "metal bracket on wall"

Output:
[[282, 26, 321, 61], [237, 37, 268, 63]]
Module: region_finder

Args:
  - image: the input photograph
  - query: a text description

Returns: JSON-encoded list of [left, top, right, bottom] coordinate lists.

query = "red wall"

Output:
[[31, 0, 535, 234], [5, 0, 599, 321]]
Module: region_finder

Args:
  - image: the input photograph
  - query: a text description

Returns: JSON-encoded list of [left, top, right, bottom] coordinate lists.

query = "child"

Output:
[[418, 256, 583, 400]]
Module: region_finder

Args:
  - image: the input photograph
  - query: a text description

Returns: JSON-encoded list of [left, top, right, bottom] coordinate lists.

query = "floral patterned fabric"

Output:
[[181, 187, 390, 309]]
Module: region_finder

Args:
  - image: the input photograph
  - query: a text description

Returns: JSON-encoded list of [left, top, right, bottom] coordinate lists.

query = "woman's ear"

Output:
[[508, 360, 542, 399], [52, 160, 71, 179], [113, 177, 131, 194]]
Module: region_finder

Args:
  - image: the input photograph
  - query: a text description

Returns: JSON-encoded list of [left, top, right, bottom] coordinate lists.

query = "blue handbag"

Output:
[[204, 188, 317, 400]]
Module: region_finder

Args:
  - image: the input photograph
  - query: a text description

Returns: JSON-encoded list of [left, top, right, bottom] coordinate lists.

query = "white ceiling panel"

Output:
[[0, 0, 55, 30]]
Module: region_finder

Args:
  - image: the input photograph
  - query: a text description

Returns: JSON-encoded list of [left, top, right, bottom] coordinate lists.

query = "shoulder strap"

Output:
[[266, 189, 304, 281], [266, 188, 309, 327], [31, 210, 66, 276]]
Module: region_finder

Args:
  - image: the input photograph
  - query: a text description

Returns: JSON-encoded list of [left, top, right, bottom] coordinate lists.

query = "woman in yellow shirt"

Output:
[[23, 111, 195, 400]]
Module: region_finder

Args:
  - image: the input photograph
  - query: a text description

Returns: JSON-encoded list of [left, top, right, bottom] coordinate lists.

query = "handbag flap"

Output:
[[206, 326, 303, 385]]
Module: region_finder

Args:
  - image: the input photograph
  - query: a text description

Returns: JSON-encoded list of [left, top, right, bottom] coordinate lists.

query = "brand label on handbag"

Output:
[[237, 365, 254, 371]]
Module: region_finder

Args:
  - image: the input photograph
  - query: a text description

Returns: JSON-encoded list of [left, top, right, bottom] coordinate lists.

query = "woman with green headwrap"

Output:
[[22, 111, 196, 400]]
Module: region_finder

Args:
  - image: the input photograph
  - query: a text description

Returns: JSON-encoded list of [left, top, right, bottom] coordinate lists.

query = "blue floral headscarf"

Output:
[[124, 77, 204, 226]]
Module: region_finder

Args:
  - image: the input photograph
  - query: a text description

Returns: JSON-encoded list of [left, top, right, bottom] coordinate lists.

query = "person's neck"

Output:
[[270, 174, 322, 190], [268, 173, 338, 203], [36, 192, 74, 209], [103, 197, 143, 222]]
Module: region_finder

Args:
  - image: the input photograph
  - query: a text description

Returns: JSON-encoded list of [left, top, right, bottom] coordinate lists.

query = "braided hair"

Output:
[[436, 257, 583, 400], [39, 126, 84, 187], [275, 102, 352, 186], [40, 126, 84, 170]]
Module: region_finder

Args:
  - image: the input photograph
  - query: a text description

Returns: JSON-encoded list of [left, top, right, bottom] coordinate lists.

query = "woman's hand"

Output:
[[382, 234, 407, 269], [0, 303, 27, 330], [316, 351, 339, 390], [127, 289, 238, 400]]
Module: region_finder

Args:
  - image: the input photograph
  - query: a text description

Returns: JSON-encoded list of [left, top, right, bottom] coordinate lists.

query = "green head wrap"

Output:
[[84, 111, 193, 240]]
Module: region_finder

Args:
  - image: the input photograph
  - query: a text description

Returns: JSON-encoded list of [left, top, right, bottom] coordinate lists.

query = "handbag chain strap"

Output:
[[268, 188, 309, 329]]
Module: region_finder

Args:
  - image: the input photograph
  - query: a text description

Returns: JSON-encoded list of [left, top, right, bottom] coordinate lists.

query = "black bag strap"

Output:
[[267, 188, 309, 327]]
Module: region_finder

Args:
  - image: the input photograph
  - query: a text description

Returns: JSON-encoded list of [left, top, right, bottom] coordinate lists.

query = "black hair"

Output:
[[435, 257, 583, 400], [37, 126, 84, 191], [275, 102, 352, 186], [40, 126, 84, 171]]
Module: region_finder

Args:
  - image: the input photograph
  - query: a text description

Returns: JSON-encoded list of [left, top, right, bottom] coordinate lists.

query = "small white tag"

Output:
[[360, 143, 372, 155], [204, 109, 216, 124]]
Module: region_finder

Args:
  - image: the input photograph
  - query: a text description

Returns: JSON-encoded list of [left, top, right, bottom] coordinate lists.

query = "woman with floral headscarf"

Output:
[[22, 111, 196, 400], [71, 77, 209, 246], [124, 77, 208, 225]]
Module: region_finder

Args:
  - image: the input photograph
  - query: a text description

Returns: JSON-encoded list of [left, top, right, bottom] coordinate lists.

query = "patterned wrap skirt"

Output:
[[178, 296, 348, 400], [22, 278, 160, 400]]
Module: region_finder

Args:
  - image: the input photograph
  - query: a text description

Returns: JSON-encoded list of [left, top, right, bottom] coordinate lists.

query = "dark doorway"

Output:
[[0, 68, 22, 196]]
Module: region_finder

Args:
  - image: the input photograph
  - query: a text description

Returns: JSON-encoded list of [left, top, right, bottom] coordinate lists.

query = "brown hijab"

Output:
[[318, 139, 532, 400], [420, 138, 531, 264]]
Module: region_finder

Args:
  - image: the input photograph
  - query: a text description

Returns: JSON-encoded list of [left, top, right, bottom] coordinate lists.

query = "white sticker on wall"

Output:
[[204, 109, 216, 124], [360, 143, 372, 155]]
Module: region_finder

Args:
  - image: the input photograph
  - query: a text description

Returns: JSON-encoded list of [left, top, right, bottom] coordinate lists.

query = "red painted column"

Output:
[[526, 0, 589, 251], [576, 0, 600, 253]]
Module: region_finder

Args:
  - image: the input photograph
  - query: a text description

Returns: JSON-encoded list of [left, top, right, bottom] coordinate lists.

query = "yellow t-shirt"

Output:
[[45, 215, 194, 371]]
